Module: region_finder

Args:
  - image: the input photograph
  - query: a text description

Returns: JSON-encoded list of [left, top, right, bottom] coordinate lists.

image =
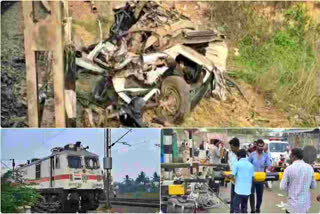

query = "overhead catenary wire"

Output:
[[1, 161, 11, 169], [42, 129, 67, 146], [109, 129, 133, 148], [113, 138, 160, 153], [113, 140, 149, 152]]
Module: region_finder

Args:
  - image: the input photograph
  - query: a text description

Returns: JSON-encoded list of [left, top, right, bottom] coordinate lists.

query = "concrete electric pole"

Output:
[[104, 128, 112, 210], [103, 128, 131, 210], [10, 159, 15, 179]]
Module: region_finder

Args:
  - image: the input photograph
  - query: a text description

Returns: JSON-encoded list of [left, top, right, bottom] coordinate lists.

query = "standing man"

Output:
[[248, 141, 257, 153], [211, 139, 223, 164], [248, 139, 271, 213], [229, 137, 240, 213], [280, 148, 316, 213], [284, 146, 291, 165], [226, 149, 254, 213]]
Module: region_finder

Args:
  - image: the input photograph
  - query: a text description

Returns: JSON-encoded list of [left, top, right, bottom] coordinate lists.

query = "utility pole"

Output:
[[10, 159, 15, 179], [103, 128, 131, 211], [104, 129, 112, 210]]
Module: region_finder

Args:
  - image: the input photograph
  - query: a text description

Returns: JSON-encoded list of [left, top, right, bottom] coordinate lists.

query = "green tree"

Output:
[[152, 172, 160, 182], [123, 175, 132, 186], [135, 171, 147, 185]]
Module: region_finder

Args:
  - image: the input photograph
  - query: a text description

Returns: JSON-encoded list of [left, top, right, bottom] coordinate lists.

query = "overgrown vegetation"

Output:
[[207, 2, 320, 127], [1, 171, 40, 213]]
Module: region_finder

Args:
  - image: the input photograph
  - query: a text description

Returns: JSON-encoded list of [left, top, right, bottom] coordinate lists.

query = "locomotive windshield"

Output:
[[85, 157, 100, 169], [68, 156, 82, 168]]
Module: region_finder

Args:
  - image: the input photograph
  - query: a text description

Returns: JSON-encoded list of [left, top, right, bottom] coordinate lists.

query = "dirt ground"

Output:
[[180, 81, 291, 128]]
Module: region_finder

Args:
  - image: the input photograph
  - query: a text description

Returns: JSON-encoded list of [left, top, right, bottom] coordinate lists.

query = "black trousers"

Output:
[[230, 183, 235, 213], [234, 193, 249, 213], [250, 182, 264, 212]]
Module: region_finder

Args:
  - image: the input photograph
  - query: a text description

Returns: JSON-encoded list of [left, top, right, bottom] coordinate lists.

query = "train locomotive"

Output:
[[17, 142, 104, 212]]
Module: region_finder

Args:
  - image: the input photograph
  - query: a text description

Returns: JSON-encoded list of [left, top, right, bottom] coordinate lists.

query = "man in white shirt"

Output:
[[211, 139, 223, 165], [229, 137, 240, 213]]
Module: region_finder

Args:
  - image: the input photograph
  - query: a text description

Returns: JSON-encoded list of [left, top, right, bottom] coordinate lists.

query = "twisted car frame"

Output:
[[75, 1, 228, 127]]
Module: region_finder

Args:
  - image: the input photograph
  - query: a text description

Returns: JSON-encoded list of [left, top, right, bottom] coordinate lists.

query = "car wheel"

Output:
[[157, 76, 191, 123]]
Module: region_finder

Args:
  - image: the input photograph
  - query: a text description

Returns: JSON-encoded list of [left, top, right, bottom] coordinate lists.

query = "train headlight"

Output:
[[97, 175, 102, 181]]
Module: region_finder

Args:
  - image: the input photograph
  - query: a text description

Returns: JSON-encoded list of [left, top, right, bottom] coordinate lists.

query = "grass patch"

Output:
[[118, 192, 159, 199], [215, 3, 320, 126]]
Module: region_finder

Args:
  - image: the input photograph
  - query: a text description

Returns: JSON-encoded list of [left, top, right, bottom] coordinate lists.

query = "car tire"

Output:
[[157, 76, 191, 123]]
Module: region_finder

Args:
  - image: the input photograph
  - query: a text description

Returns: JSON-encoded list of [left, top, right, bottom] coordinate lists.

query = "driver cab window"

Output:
[[36, 163, 41, 179], [85, 157, 99, 169], [55, 156, 60, 169], [67, 156, 82, 168]]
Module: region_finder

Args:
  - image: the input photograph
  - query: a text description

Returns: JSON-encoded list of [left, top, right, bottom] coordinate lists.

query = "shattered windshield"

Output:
[[85, 157, 100, 169]]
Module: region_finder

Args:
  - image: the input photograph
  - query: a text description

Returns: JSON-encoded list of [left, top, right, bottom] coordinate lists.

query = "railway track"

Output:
[[101, 198, 160, 208], [31, 201, 61, 213]]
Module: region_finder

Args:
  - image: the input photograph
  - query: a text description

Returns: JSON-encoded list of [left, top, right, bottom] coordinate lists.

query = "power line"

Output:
[[1, 161, 11, 169], [113, 137, 160, 152], [42, 129, 67, 145], [114, 140, 149, 152], [112, 129, 132, 145]]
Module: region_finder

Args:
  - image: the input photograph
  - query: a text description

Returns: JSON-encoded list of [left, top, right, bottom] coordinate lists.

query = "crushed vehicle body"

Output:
[[75, 1, 228, 127]]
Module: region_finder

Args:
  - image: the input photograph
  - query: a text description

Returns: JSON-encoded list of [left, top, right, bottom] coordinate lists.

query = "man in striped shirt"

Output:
[[280, 148, 316, 213]]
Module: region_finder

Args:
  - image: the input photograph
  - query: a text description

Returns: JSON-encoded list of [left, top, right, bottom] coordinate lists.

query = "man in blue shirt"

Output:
[[227, 149, 254, 213], [248, 139, 271, 213], [228, 137, 240, 213]]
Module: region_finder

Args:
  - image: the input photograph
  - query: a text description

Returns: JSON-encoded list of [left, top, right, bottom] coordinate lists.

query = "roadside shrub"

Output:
[[1, 183, 40, 213]]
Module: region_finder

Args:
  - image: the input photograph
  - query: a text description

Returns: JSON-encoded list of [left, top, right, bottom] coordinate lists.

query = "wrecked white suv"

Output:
[[75, 1, 228, 127]]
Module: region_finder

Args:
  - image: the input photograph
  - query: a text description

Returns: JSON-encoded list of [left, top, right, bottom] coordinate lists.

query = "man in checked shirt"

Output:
[[280, 148, 317, 213]]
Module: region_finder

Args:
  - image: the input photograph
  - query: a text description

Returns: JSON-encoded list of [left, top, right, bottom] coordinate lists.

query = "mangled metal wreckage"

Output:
[[75, 1, 228, 127]]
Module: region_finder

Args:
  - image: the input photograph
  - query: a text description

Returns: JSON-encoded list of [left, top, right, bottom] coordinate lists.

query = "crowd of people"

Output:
[[180, 137, 319, 213], [224, 138, 318, 213]]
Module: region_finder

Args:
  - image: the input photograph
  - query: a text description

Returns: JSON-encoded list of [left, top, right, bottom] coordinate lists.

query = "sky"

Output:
[[1, 128, 160, 182]]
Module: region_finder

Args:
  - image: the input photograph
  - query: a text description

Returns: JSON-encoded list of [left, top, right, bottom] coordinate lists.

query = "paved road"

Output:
[[208, 181, 320, 213]]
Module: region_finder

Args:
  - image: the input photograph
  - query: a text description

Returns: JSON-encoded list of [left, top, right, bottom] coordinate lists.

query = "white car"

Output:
[[264, 139, 289, 165]]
